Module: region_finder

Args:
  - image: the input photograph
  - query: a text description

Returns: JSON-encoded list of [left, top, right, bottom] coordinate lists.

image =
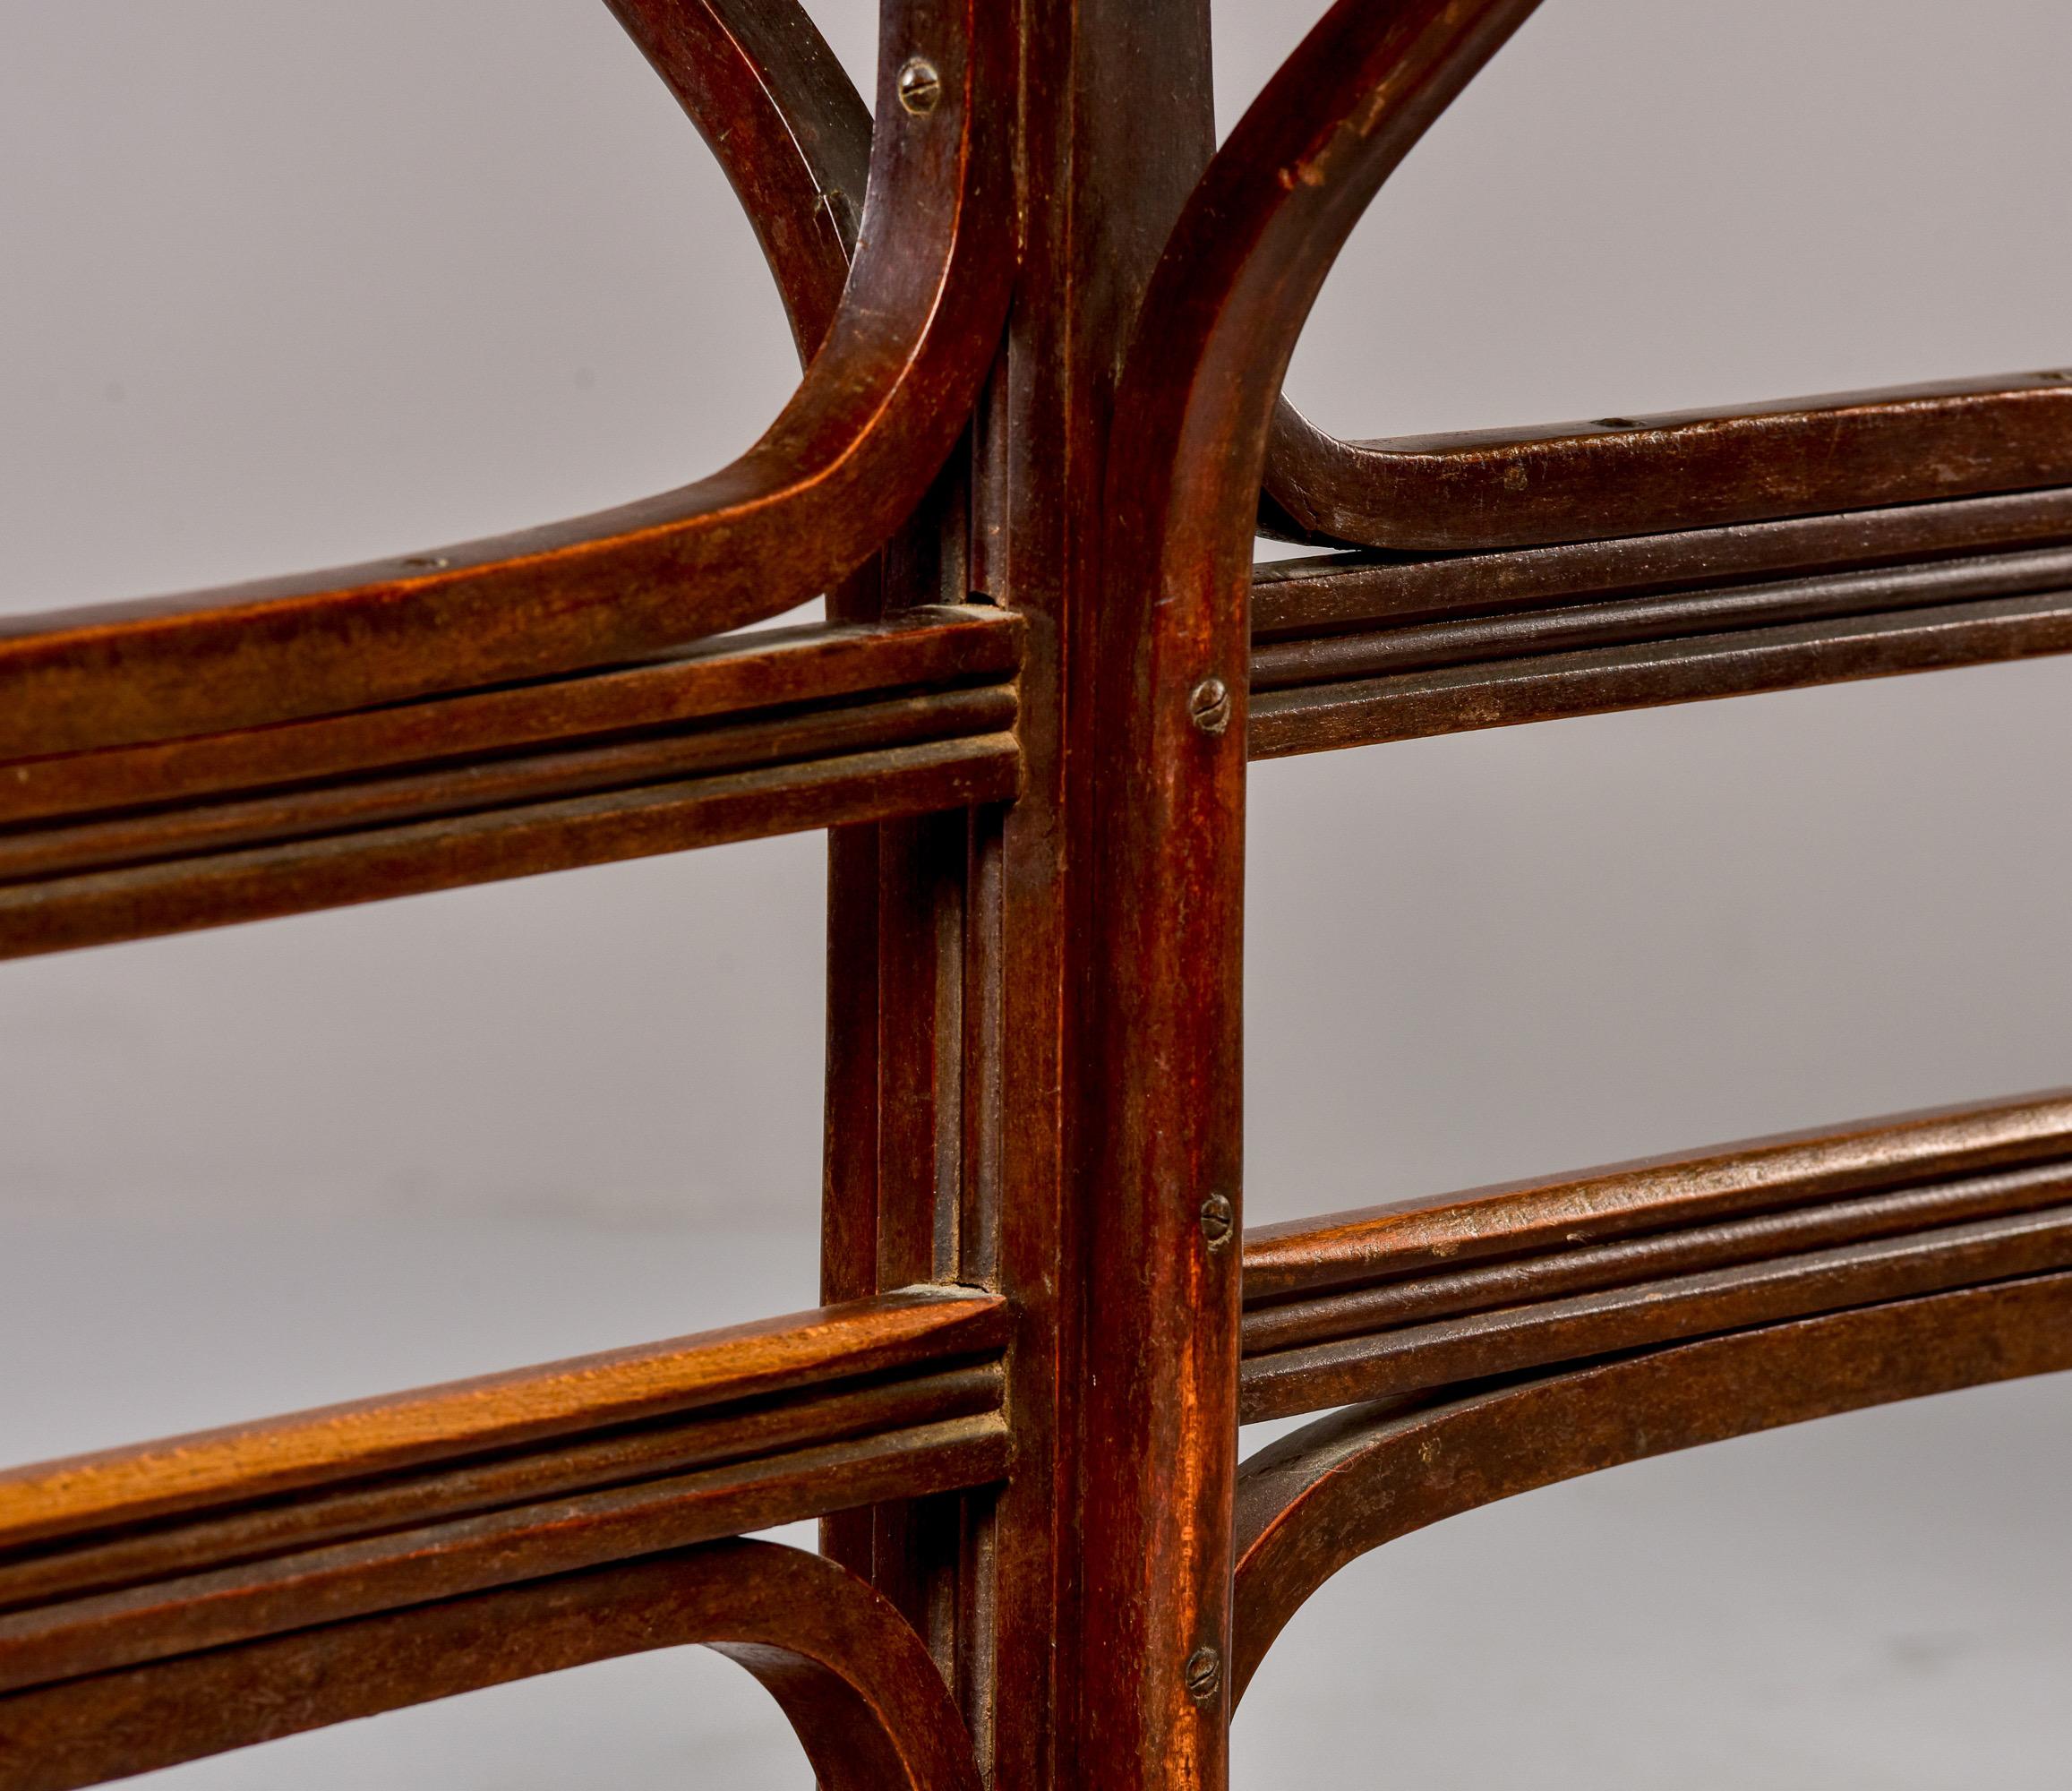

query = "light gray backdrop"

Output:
[[4, 3, 2070, 1785]]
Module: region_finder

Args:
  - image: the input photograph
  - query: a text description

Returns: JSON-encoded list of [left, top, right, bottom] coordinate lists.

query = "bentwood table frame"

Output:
[[5, 3, 2072, 1786]]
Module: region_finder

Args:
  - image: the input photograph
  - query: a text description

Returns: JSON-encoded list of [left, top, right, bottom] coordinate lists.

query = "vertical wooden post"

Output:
[[981, 3, 1233, 1787], [825, 4, 1235, 1783]]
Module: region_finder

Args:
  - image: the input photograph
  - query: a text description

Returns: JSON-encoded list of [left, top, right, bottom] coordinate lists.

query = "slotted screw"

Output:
[[897, 57, 942, 115]]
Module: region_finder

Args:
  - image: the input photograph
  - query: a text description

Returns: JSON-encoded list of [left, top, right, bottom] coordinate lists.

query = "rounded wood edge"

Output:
[[1231, 1272, 2072, 1705]]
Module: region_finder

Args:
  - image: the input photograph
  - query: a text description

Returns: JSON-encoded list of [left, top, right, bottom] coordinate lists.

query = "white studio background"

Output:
[[4, 4, 2071, 1786]]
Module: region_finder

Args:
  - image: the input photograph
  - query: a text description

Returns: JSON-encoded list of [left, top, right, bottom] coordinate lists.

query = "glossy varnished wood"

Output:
[[4, 0, 2072, 1785], [0, 1290, 1006, 1548], [0, 1292, 1009, 1696], [1241, 1092, 2072, 1418], [1263, 373, 2072, 551], [0, 1539, 983, 1791], [0, 0, 1009, 758], [1232, 1275, 2072, 1703], [1249, 490, 2072, 752]]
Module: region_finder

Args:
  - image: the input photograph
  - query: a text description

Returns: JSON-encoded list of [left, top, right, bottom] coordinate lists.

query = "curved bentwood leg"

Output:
[[1232, 1275, 2072, 1704], [1082, 4, 1543, 1785], [1253, 13, 2072, 552], [0, 0, 1007, 757], [0, 1541, 981, 1791]]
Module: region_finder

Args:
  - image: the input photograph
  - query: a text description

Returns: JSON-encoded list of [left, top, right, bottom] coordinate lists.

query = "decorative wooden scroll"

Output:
[[2, 0, 2068, 1786], [0, 0, 1006, 758]]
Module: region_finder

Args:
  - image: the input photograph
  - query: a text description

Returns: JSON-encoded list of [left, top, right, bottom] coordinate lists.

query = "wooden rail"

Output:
[[1251, 491, 2072, 753], [4, 0, 2070, 1784], [1241, 1092, 2072, 1419], [0, 1291, 1008, 1695], [0, 609, 1021, 958]]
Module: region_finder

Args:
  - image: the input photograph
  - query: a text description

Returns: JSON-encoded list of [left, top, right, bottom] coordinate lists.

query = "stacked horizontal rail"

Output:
[[1251, 487, 2072, 756], [0, 607, 1021, 958], [1239, 1090, 2072, 1420], [0, 1289, 1010, 1701]]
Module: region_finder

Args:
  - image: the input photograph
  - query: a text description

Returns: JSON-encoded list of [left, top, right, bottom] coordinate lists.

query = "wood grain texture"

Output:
[[1246, 1089, 2072, 1298], [0, 1414, 1009, 1696], [1248, 486, 2072, 753], [1251, 487, 2072, 640], [0, 1292, 1011, 1701], [1251, 546, 2072, 690], [0, 733, 1020, 959], [0, 607, 1019, 831], [0, 1538, 984, 1791], [1076, 4, 1547, 1781], [0, 1290, 1006, 1551], [7, 0, 2072, 1784], [1251, 581, 2072, 755], [1263, 373, 2072, 552], [607, 0, 870, 356], [0, 0, 1010, 758], [1232, 1274, 2072, 1702], [1242, 1092, 2072, 1418]]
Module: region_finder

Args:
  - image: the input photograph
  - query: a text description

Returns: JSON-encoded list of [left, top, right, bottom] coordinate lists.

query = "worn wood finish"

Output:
[[1252, 546, 2072, 690], [6, 0, 2072, 1784], [0, 609, 1022, 959], [1249, 489, 2072, 753], [1251, 580, 2072, 754], [1240, 1090, 2072, 1417], [1251, 486, 2072, 640], [0, 1539, 983, 1791], [0, 732, 1019, 960], [1263, 373, 2072, 552], [0, 1289, 1006, 1549], [0, 608, 1018, 832], [1245, 1090, 2072, 1299], [1231, 1274, 2072, 1703], [608, 0, 870, 356], [0, 0, 1008, 758], [0, 1292, 1007, 1694]]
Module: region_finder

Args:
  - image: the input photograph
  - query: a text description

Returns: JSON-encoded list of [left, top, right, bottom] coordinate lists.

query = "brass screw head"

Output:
[[1199, 1193, 1235, 1249], [1185, 1646, 1223, 1702], [896, 56, 943, 115], [1188, 676, 1232, 736]]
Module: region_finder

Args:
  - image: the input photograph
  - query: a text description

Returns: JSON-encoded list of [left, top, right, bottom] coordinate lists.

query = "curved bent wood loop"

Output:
[[1076, 3, 1540, 1777], [1262, 374, 2072, 553], [1230, 1272, 2072, 1706], [0, 0, 1009, 759], [1099, 0, 1546, 728], [606, 0, 870, 358], [0, 1538, 984, 1791]]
